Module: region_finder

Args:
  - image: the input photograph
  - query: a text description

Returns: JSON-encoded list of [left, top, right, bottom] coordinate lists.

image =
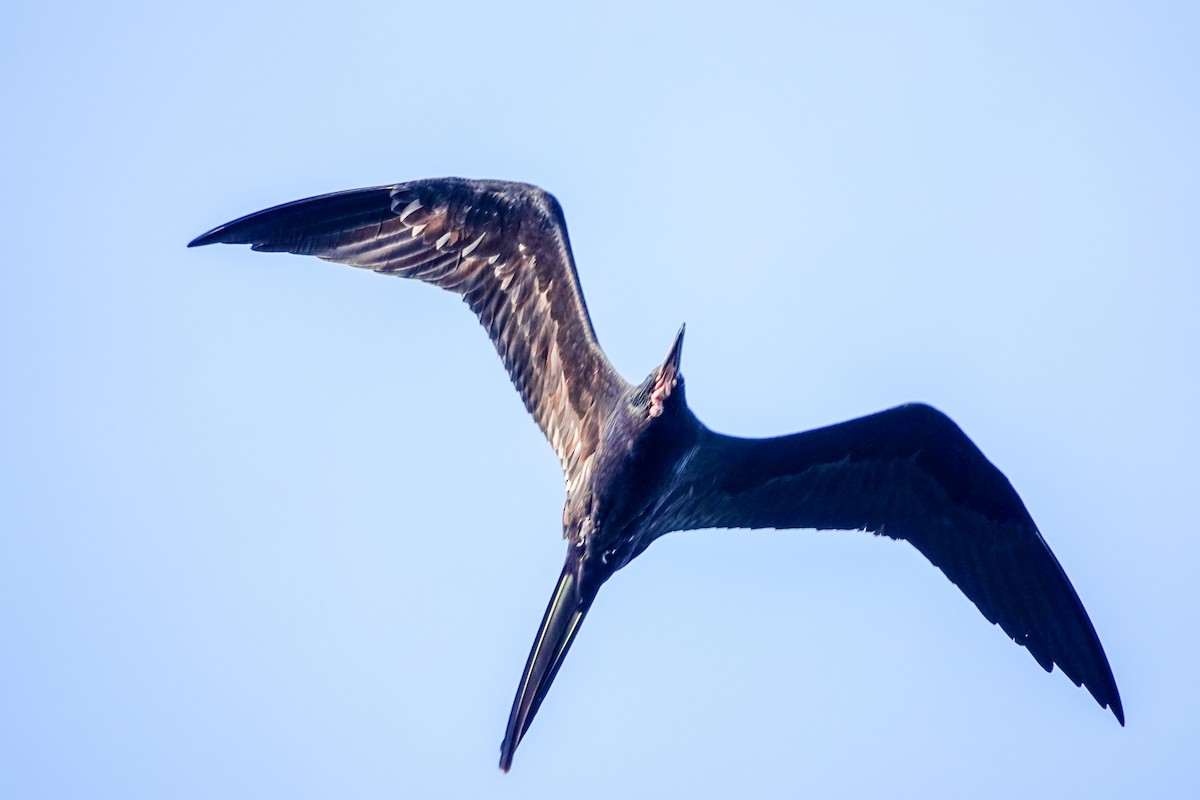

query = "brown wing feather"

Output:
[[190, 178, 627, 483]]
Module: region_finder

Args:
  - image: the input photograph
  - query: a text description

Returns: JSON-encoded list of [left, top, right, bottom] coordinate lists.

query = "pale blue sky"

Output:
[[3, 2, 1198, 797]]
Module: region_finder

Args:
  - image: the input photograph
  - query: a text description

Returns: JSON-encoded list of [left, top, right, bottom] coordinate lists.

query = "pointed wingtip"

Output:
[[187, 227, 225, 248]]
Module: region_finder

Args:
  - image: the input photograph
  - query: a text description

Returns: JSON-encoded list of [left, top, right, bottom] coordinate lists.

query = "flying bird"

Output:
[[189, 177, 1124, 771]]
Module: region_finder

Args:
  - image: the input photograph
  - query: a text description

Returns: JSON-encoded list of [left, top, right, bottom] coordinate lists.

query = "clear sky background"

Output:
[[3, 2, 1197, 798]]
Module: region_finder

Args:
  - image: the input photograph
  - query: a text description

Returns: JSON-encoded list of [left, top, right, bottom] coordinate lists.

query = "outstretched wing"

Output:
[[190, 178, 627, 481], [673, 402, 1123, 723]]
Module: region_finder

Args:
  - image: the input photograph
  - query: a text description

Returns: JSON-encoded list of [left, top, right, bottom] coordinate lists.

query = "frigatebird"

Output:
[[190, 177, 1123, 771]]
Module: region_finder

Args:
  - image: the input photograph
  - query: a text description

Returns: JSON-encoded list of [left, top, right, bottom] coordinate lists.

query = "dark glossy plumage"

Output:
[[190, 177, 1123, 772]]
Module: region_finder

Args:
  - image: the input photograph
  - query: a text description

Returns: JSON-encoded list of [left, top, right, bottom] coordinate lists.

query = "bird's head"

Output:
[[632, 324, 687, 422]]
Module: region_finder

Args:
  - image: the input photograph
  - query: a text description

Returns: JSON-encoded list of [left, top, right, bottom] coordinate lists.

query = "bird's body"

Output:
[[190, 177, 1123, 771]]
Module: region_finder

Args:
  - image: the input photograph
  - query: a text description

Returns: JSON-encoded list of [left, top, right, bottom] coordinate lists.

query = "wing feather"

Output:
[[672, 402, 1123, 723], [190, 178, 627, 481]]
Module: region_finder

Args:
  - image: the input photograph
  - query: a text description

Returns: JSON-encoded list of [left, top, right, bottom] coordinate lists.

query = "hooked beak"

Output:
[[500, 564, 595, 772]]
